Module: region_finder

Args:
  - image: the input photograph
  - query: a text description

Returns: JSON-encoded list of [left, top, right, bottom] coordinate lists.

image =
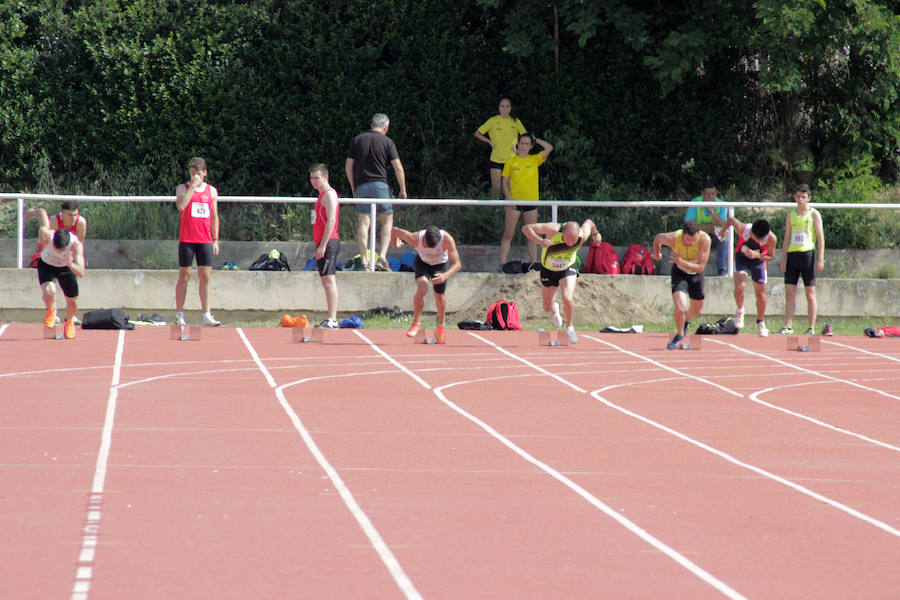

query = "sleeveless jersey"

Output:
[[540, 231, 584, 271], [312, 188, 340, 245], [735, 224, 769, 262], [416, 230, 448, 265], [787, 208, 816, 253], [179, 183, 215, 243], [34, 213, 79, 255], [673, 230, 700, 261], [40, 233, 79, 268]]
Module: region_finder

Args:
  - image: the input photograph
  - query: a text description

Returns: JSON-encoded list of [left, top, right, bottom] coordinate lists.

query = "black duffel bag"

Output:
[[81, 308, 135, 330]]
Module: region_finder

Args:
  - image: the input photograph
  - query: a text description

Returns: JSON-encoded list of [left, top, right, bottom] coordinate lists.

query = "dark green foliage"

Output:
[[0, 0, 897, 245]]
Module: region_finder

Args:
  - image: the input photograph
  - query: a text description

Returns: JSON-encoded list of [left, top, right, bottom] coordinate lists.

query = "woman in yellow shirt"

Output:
[[474, 96, 527, 199]]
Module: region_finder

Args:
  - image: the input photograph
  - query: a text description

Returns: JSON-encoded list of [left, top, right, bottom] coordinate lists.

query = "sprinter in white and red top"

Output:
[[309, 163, 341, 329], [390, 224, 462, 343], [36, 226, 85, 339], [174, 156, 221, 327], [710, 210, 778, 337]]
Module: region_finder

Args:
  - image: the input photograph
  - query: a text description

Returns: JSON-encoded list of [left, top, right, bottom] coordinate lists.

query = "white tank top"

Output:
[[416, 230, 448, 265], [40, 233, 78, 267]]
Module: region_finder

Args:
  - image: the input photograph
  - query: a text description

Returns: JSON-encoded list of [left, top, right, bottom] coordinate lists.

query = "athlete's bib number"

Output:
[[190, 202, 210, 219], [792, 230, 810, 246], [547, 256, 569, 270]]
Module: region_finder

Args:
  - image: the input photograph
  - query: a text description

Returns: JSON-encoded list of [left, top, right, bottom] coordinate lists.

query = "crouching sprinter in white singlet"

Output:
[[391, 225, 462, 343]]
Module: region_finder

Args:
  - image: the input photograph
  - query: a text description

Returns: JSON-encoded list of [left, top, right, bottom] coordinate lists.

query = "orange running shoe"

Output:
[[435, 325, 445, 343], [406, 322, 420, 338], [64, 318, 76, 339], [44, 308, 56, 329]]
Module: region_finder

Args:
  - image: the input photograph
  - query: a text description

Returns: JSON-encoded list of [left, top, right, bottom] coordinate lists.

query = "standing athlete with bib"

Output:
[[522, 219, 602, 344], [779, 184, 825, 335], [174, 157, 221, 327]]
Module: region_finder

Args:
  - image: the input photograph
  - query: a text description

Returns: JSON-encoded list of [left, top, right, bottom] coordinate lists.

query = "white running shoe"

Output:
[[734, 309, 745, 330], [201, 313, 221, 327], [551, 302, 563, 327], [757, 321, 769, 337], [175, 312, 186, 326], [566, 325, 578, 344]]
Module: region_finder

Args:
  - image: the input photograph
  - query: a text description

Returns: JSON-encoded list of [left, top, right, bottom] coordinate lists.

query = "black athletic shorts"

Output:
[[37, 259, 79, 298], [670, 266, 705, 300], [317, 238, 340, 276], [784, 250, 816, 286], [539, 265, 577, 288], [178, 242, 214, 267], [414, 256, 449, 294]]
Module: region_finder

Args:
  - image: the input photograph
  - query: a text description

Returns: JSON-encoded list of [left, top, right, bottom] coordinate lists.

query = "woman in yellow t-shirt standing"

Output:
[[474, 96, 527, 199], [498, 133, 554, 269]]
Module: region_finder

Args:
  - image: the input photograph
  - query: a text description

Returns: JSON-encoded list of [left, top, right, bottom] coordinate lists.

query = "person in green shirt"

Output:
[[778, 184, 826, 335]]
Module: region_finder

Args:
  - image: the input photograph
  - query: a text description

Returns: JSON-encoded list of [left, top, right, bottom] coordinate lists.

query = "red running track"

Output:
[[1, 323, 898, 599]]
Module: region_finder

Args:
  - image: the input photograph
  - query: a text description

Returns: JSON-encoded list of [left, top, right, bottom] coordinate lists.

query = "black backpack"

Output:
[[250, 252, 291, 271], [81, 308, 135, 330], [695, 316, 739, 335]]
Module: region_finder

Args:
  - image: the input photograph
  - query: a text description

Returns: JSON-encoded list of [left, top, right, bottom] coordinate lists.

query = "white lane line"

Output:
[[70, 329, 125, 600], [0, 323, 8, 336], [583, 335, 900, 539], [590, 336, 900, 451], [589, 384, 900, 539], [706, 338, 900, 402], [748, 383, 900, 453], [237, 330, 423, 600], [430, 378, 746, 599], [467, 332, 587, 393], [822, 338, 900, 363], [353, 329, 431, 389]]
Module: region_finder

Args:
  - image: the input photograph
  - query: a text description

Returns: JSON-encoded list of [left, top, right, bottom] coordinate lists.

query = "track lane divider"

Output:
[[236, 328, 423, 600]]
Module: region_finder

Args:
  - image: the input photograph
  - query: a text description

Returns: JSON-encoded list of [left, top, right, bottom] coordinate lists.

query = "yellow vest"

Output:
[[673, 230, 700, 261]]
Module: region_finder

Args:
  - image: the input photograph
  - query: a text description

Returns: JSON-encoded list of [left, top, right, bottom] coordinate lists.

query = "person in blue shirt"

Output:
[[684, 181, 729, 275]]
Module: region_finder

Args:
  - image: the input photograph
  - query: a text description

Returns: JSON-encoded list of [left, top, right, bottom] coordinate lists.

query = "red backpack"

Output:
[[583, 241, 620, 274], [487, 300, 521, 330], [621, 244, 656, 275]]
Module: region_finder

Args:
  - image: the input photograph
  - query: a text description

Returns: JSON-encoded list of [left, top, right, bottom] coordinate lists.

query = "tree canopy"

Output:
[[1, 0, 897, 204]]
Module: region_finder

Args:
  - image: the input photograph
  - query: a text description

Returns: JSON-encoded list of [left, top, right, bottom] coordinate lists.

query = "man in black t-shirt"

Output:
[[344, 113, 408, 270]]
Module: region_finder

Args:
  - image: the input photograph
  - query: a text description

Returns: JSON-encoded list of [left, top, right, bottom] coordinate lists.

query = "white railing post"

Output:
[[368, 203, 376, 272], [551, 203, 558, 224], [16, 197, 25, 269], [726, 206, 734, 276]]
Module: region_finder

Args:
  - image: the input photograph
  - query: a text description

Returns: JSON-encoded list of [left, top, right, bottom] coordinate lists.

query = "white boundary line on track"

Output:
[[430, 375, 747, 600], [585, 335, 900, 539], [706, 338, 900, 402], [70, 329, 125, 600], [747, 382, 900, 454], [822, 338, 900, 363], [590, 336, 900, 453], [236, 328, 423, 600], [0, 323, 8, 336]]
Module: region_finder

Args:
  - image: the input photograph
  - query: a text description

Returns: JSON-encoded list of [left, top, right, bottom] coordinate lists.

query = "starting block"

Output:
[[677, 334, 702, 350], [537, 329, 568, 347], [292, 327, 324, 343], [43, 326, 63, 340], [170, 325, 202, 341], [786, 335, 820, 352], [414, 329, 443, 344]]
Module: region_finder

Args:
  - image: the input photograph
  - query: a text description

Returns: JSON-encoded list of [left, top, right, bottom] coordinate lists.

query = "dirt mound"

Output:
[[456, 271, 667, 327]]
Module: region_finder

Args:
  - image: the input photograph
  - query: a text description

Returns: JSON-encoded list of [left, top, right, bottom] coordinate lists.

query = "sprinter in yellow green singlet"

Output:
[[521, 219, 602, 344], [778, 184, 825, 335], [653, 220, 712, 350]]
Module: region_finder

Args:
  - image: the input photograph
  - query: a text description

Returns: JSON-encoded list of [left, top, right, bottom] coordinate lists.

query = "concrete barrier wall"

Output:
[[2, 267, 898, 318], [2, 238, 897, 279]]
